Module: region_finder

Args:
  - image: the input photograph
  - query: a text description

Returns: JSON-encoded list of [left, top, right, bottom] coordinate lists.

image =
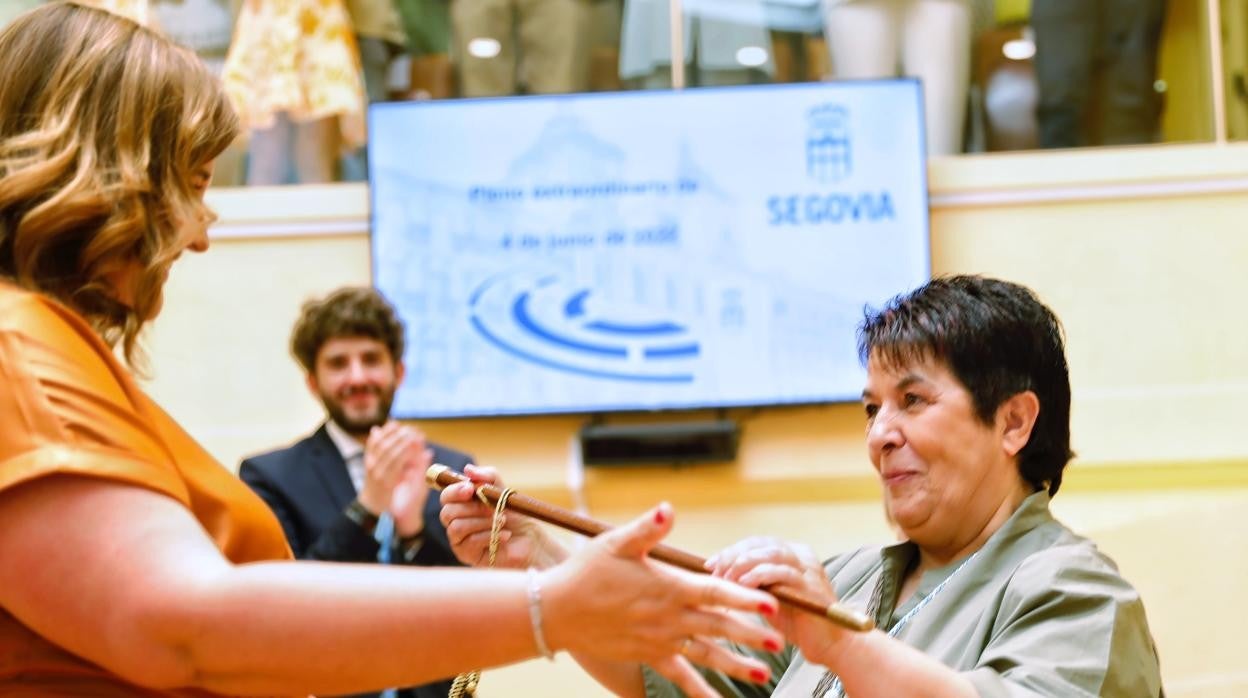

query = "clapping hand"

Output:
[[362, 421, 432, 538]]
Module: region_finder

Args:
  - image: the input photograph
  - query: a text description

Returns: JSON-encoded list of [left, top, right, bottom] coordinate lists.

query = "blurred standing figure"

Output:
[[341, 0, 408, 181], [451, 0, 591, 96], [223, 0, 367, 184], [619, 0, 777, 89], [151, 0, 246, 185], [1031, 0, 1166, 148], [152, 0, 234, 74], [75, 0, 149, 23], [395, 0, 457, 98], [822, 0, 973, 156], [346, 0, 408, 102]]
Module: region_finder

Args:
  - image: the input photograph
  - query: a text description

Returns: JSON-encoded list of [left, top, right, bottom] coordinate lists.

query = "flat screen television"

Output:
[[369, 80, 929, 419]]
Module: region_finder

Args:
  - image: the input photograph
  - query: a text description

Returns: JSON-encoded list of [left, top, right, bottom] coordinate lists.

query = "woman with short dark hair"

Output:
[[443, 275, 1164, 697]]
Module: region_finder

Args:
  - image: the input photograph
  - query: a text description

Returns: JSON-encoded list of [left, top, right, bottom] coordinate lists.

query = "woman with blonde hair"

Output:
[[0, 4, 783, 696]]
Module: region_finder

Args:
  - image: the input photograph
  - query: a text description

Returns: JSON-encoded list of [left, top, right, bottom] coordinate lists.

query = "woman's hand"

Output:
[[541, 505, 785, 698], [438, 464, 567, 569], [706, 536, 853, 665]]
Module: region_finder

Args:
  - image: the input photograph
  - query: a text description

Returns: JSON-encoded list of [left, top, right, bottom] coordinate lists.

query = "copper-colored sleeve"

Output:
[[427, 465, 874, 632]]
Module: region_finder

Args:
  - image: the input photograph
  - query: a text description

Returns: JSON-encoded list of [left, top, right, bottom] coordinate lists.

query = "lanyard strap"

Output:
[[887, 549, 980, 638], [817, 550, 982, 698]]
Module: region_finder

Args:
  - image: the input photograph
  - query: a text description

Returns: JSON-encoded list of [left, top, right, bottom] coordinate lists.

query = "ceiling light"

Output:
[[468, 38, 502, 59], [1002, 38, 1035, 61], [736, 46, 768, 68]]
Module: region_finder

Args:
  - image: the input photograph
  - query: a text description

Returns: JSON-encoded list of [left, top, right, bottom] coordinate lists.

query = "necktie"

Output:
[[375, 512, 394, 564], [375, 513, 397, 698]]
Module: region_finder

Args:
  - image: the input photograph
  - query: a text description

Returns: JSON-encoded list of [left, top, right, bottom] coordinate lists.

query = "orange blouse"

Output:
[[0, 283, 295, 696]]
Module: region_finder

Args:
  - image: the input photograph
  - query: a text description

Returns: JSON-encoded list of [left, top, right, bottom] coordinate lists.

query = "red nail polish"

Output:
[[750, 669, 768, 683], [758, 602, 777, 616], [654, 509, 667, 525], [764, 638, 782, 652]]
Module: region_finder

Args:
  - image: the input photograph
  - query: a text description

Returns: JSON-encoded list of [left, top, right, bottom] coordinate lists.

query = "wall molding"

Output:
[[210, 218, 369, 239], [204, 143, 1248, 240], [928, 174, 1248, 209], [523, 458, 1248, 512]]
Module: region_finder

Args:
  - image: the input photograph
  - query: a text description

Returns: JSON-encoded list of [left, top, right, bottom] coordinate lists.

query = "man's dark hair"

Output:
[[290, 287, 406, 373], [857, 275, 1073, 496]]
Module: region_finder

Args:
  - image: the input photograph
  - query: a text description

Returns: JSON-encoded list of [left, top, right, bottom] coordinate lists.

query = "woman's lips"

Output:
[[883, 470, 919, 486]]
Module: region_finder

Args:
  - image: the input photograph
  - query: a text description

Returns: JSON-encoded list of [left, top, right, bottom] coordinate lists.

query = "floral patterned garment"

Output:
[[222, 0, 367, 147], [73, 0, 150, 24]]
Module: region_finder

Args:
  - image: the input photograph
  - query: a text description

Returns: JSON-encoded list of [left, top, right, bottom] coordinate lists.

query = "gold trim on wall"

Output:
[[519, 459, 1248, 514]]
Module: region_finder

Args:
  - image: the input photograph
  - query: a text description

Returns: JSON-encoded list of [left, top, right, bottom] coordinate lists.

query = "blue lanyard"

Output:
[[375, 513, 397, 698], [822, 550, 981, 698]]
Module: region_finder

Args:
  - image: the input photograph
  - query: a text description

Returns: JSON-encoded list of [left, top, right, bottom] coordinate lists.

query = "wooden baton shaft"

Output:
[[427, 465, 874, 632]]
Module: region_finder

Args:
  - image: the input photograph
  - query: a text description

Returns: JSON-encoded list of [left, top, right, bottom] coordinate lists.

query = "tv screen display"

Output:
[[369, 80, 929, 418]]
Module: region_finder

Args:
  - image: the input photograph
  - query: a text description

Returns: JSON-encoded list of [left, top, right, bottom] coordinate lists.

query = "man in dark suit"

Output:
[[241, 287, 471, 698]]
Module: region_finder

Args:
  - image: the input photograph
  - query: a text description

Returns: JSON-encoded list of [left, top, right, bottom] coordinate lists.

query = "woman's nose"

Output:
[[866, 407, 903, 454], [187, 226, 210, 253]]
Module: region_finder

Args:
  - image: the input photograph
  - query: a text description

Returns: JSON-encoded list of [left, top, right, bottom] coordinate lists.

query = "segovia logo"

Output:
[[806, 104, 851, 183]]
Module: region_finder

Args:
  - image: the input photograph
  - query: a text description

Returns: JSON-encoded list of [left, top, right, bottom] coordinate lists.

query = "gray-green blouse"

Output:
[[644, 492, 1163, 697]]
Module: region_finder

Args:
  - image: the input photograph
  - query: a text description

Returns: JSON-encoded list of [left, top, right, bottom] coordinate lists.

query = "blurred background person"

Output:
[[240, 287, 474, 698], [341, 0, 409, 181], [395, 0, 456, 98], [223, 0, 367, 185], [149, 0, 247, 185], [618, 0, 776, 89], [1031, 0, 1167, 148], [451, 0, 592, 96], [822, 0, 972, 155], [75, 0, 149, 22]]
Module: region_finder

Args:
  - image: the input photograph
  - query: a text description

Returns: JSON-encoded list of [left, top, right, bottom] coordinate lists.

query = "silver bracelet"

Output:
[[526, 567, 555, 660]]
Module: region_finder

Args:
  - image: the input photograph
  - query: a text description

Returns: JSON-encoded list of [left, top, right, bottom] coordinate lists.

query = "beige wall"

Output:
[[144, 144, 1248, 695]]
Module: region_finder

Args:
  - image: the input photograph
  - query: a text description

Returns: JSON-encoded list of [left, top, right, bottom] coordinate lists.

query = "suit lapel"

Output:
[[309, 425, 357, 509]]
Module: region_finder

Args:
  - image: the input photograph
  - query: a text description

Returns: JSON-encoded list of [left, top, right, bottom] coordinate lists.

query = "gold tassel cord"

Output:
[[448, 487, 515, 698]]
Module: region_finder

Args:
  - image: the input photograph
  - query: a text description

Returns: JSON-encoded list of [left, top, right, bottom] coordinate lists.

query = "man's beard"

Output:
[[321, 386, 396, 437]]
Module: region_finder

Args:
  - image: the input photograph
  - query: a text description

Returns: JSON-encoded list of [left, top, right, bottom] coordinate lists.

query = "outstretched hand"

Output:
[[706, 536, 853, 665], [541, 504, 784, 698]]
